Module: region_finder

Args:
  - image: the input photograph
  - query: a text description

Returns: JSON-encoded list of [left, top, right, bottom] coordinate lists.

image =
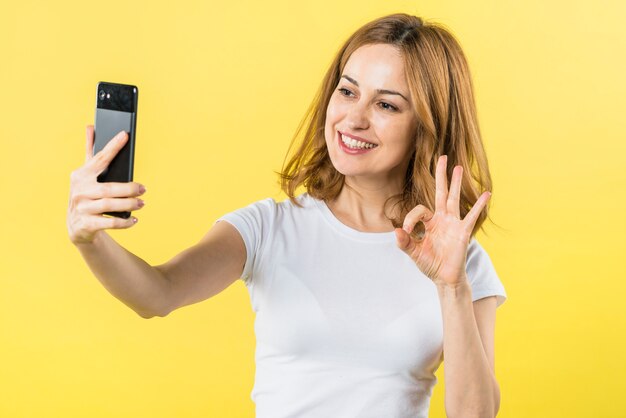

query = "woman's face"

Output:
[[324, 43, 418, 185]]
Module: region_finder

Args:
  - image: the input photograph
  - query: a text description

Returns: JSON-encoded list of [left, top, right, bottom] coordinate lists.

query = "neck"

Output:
[[325, 175, 405, 233]]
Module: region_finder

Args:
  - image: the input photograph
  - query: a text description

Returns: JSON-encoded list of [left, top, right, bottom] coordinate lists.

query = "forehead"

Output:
[[343, 44, 408, 90]]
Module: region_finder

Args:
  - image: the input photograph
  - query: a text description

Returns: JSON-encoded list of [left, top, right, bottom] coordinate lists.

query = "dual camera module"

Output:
[[98, 90, 111, 100]]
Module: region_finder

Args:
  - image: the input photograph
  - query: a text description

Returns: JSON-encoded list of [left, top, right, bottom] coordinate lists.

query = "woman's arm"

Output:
[[437, 280, 500, 418], [74, 221, 246, 319], [75, 231, 172, 318], [394, 156, 501, 416], [69, 125, 246, 319]]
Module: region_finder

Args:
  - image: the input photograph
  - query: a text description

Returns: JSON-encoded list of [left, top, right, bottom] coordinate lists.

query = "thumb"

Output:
[[395, 228, 416, 255], [89, 130, 128, 173]]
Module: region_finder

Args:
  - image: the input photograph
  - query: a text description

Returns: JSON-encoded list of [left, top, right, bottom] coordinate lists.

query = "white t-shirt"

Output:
[[216, 192, 506, 418]]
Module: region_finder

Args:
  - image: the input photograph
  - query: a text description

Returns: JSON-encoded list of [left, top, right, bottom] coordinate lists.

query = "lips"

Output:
[[337, 131, 378, 154], [338, 131, 377, 145]]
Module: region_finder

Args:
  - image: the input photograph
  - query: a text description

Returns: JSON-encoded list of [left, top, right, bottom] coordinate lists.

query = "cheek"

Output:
[[377, 116, 414, 142], [325, 98, 343, 142], [325, 96, 343, 124]]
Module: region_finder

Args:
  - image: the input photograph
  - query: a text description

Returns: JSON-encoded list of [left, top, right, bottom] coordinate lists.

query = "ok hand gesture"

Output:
[[394, 155, 491, 288]]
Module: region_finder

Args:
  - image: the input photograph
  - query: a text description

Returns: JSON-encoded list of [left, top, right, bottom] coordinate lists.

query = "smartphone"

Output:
[[93, 81, 138, 219]]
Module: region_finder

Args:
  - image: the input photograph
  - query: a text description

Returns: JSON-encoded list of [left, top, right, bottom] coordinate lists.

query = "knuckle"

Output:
[[73, 198, 86, 213], [70, 168, 89, 185], [107, 217, 121, 229], [407, 205, 427, 218], [102, 217, 113, 229], [91, 198, 105, 213], [68, 189, 78, 204], [69, 190, 85, 207], [78, 216, 93, 233], [89, 156, 103, 172]]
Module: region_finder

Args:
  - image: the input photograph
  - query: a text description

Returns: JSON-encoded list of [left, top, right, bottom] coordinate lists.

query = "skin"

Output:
[[67, 127, 145, 245], [324, 43, 418, 232], [324, 43, 500, 417]]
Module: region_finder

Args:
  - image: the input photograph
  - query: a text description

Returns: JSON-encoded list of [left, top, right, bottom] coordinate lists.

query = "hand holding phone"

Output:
[[67, 125, 146, 245]]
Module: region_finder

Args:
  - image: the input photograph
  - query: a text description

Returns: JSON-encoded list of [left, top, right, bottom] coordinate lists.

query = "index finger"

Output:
[[463, 191, 491, 232]]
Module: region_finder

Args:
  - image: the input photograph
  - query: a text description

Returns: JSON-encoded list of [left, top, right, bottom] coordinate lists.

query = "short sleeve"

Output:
[[214, 198, 277, 284], [465, 238, 507, 308]]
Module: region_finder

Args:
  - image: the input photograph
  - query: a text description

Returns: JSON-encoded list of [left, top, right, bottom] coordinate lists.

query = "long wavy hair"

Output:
[[278, 13, 495, 238]]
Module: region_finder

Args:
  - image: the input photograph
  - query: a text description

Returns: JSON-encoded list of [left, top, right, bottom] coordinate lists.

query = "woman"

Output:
[[67, 13, 506, 418]]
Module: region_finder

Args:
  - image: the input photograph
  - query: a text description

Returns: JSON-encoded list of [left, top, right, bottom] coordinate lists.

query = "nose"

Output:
[[345, 100, 370, 130]]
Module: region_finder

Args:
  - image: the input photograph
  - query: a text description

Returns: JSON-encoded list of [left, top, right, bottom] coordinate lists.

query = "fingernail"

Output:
[[139, 185, 146, 194], [403, 225, 411, 233], [117, 130, 127, 139], [138, 199, 145, 208], [132, 217, 138, 223]]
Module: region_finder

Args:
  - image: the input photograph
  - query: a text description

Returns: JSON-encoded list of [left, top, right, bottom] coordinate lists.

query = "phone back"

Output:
[[94, 82, 138, 218]]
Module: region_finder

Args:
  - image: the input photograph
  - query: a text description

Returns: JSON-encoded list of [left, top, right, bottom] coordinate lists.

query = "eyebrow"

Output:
[[341, 75, 409, 102]]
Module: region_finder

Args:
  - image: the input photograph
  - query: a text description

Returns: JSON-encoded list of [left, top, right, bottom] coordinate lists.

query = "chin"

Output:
[[331, 163, 374, 179]]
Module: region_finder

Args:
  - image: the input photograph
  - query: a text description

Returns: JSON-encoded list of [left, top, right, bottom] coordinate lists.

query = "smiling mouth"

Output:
[[338, 132, 378, 150]]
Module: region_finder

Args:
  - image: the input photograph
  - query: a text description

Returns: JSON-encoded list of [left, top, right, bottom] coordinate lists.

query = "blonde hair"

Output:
[[279, 13, 495, 238]]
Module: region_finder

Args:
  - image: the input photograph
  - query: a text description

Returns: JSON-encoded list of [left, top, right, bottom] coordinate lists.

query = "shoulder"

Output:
[[465, 238, 507, 307], [223, 193, 312, 222], [254, 192, 316, 216]]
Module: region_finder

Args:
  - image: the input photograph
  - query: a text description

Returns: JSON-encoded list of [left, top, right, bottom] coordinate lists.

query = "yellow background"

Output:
[[1, 0, 625, 417]]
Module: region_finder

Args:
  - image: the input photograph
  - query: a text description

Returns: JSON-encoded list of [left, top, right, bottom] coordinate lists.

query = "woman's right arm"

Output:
[[73, 222, 245, 319], [68, 126, 245, 318]]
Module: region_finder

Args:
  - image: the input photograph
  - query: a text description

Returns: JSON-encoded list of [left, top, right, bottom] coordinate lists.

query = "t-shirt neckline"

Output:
[[306, 193, 397, 243]]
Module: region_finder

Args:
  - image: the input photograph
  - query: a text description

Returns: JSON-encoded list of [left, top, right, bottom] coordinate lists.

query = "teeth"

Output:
[[341, 134, 377, 150]]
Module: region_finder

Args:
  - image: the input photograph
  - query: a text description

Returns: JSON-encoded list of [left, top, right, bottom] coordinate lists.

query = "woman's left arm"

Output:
[[395, 155, 501, 418], [437, 283, 500, 418]]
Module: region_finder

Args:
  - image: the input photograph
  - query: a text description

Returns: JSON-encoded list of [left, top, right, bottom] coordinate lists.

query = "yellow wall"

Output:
[[1, 0, 625, 417]]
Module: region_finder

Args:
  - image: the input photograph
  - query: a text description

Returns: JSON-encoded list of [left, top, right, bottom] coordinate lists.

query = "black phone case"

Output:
[[93, 81, 138, 219]]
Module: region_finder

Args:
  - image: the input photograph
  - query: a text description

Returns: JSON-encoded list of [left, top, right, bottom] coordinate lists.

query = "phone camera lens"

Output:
[[99, 90, 106, 100]]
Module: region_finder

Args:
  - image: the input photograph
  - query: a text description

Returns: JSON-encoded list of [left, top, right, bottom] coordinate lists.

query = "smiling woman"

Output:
[[280, 14, 493, 237], [68, 11, 506, 418]]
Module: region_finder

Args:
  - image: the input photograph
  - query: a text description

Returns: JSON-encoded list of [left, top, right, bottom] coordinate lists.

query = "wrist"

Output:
[[436, 277, 472, 298], [73, 230, 104, 250]]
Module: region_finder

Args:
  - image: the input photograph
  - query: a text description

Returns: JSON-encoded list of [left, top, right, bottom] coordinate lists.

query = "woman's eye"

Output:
[[379, 102, 398, 112], [338, 87, 353, 96], [337, 88, 398, 112]]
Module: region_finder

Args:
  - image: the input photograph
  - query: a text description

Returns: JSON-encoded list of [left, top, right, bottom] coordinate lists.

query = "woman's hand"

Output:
[[394, 155, 491, 288], [67, 125, 146, 245]]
